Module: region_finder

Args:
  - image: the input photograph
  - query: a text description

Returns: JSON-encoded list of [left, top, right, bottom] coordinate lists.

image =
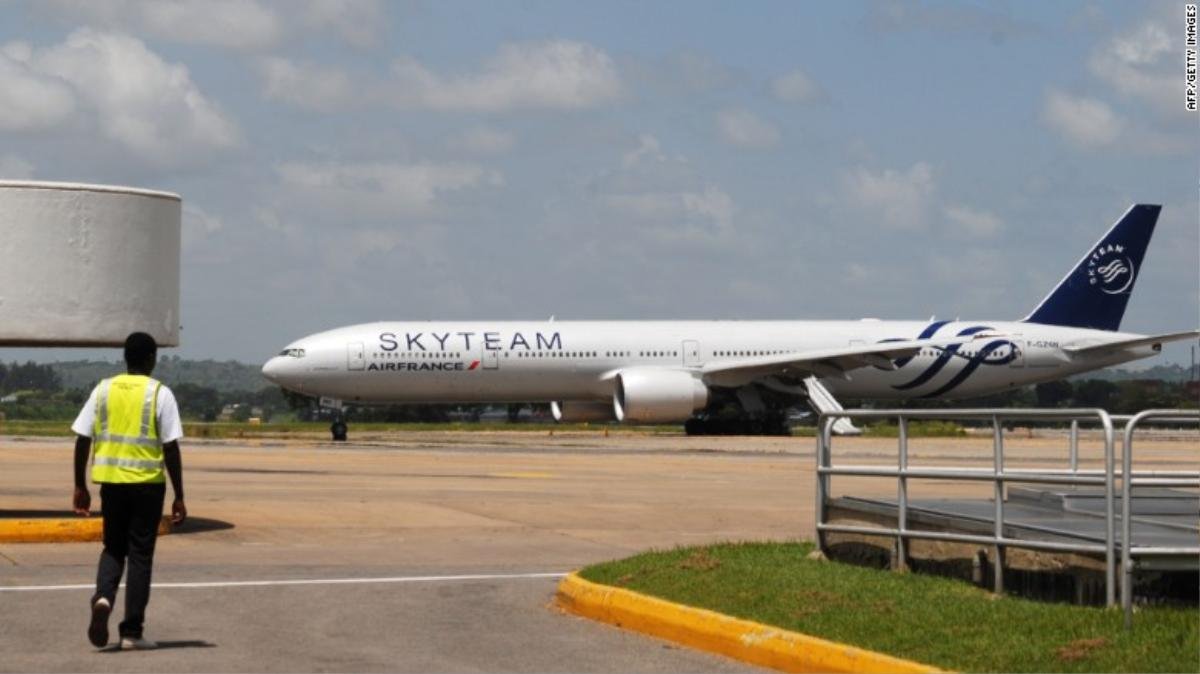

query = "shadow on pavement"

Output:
[[0, 511, 235, 535], [171, 517, 235, 534], [98, 640, 216, 653]]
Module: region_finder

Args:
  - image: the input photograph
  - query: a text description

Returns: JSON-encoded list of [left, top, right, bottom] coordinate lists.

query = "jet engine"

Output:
[[551, 401, 617, 422], [613, 369, 709, 423]]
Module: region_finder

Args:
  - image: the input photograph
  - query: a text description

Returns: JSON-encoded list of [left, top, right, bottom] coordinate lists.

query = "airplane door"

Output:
[[1008, 339, 1025, 368], [682, 340, 700, 367], [482, 346, 500, 370], [347, 342, 366, 371]]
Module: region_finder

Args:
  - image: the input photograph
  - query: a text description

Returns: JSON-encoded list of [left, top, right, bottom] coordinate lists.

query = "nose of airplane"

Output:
[[261, 356, 285, 384]]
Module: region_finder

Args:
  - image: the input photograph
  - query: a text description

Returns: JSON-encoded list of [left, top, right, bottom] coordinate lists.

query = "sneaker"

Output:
[[87, 597, 111, 648], [120, 636, 158, 651]]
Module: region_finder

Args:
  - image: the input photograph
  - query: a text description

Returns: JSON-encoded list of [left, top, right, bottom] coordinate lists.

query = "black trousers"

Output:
[[93, 482, 166, 638]]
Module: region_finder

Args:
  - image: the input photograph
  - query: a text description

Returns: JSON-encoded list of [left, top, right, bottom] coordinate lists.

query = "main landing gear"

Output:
[[684, 414, 791, 436]]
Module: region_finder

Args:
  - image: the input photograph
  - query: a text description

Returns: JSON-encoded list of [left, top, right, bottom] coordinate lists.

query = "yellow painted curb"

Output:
[[557, 573, 944, 674], [0, 516, 173, 543]]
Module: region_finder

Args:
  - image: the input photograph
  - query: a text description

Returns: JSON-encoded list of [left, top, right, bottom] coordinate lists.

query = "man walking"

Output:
[[71, 332, 187, 650]]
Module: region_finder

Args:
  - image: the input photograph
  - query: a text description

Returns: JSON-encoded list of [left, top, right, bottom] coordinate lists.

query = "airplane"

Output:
[[262, 204, 1198, 438]]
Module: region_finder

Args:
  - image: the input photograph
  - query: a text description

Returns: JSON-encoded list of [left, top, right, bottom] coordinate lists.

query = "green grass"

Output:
[[580, 542, 1199, 673], [862, 420, 967, 437], [0, 419, 683, 439], [0, 419, 1003, 440]]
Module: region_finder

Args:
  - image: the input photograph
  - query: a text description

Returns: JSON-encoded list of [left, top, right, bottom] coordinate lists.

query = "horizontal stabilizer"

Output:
[[1063, 329, 1200, 357]]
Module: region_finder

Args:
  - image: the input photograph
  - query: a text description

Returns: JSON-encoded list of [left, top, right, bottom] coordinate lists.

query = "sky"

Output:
[[0, 0, 1197, 367]]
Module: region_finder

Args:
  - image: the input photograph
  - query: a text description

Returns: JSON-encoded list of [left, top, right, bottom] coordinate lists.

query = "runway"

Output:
[[0, 430, 1193, 671], [2, 433, 813, 672]]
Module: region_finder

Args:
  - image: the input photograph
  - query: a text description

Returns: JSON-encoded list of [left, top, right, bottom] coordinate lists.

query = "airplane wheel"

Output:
[[331, 420, 348, 442], [764, 416, 790, 436], [684, 418, 705, 436]]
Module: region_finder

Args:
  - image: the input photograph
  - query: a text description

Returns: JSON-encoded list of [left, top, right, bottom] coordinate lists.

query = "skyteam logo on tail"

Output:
[[1087, 244, 1135, 295]]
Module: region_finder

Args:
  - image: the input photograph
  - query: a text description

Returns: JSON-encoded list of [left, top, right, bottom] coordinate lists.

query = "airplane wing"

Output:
[[1062, 329, 1200, 358], [700, 336, 984, 388]]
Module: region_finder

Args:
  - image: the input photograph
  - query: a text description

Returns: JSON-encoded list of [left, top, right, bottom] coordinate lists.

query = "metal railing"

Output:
[[815, 408, 1117, 604], [815, 407, 1200, 627], [1119, 409, 1199, 629]]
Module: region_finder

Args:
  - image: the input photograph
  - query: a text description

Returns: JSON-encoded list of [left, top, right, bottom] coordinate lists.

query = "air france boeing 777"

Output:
[[262, 204, 1197, 434]]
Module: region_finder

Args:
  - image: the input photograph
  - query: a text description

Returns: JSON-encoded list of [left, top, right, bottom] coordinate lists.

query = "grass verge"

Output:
[[579, 542, 1199, 673], [0, 419, 683, 439], [862, 420, 967, 437]]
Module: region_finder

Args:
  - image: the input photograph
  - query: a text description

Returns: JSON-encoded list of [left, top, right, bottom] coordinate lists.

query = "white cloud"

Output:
[[276, 160, 502, 216], [622, 134, 667, 168], [681, 186, 734, 230], [447, 126, 515, 155], [603, 185, 735, 245], [254, 206, 299, 236], [1089, 20, 1176, 115], [259, 40, 622, 113], [1042, 89, 1122, 148], [43, 0, 283, 50], [138, 0, 282, 50], [184, 203, 224, 234], [771, 68, 818, 102], [1, 29, 239, 164], [844, 162, 936, 230], [943, 204, 1002, 238], [258, 57, 357, 111], [300, 0, 387, 49], [390, 40, 622, 111], [0, 153, 35, 179], [42, 0, 389, 50], [592, 135, 736, 246], [0, 43, 75, 130], [182, 203, 225, 250], [716, 108, 781, 149], [605, 186, 733, 230]]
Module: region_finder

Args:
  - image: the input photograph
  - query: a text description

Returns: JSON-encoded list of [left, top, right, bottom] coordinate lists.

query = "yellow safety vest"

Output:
[[91, 374, 165, 484]]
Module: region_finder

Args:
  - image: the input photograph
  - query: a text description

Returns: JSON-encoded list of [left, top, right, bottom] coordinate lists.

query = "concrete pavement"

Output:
[[0, 430, 1192, 671]]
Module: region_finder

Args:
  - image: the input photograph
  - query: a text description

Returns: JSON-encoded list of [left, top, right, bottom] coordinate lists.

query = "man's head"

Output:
[[124, 332, 157, 375]]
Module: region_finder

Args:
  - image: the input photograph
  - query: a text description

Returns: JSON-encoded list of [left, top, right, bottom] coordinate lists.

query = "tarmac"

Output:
[[0, 429, 1194, 672]]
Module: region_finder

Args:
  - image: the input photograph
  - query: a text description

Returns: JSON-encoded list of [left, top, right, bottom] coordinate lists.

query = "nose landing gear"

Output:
[[319, 397, 348, 442], [330, 419, 348, 441]]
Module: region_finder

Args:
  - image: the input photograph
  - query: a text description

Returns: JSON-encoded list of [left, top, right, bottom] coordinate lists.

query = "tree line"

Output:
[[868, 378, 1197, 415], [0, 359, 1195, 422]]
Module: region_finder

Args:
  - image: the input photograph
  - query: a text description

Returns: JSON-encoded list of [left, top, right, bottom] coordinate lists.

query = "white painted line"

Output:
[[0, 571, 568, 593]]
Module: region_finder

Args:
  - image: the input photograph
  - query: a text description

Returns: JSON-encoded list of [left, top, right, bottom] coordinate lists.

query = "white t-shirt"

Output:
[[71, 379, 184, 444]]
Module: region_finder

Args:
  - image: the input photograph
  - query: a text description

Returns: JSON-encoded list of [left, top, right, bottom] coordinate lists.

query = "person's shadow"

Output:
[[99, 640, 215, 652], [0, 510, 235, 535]]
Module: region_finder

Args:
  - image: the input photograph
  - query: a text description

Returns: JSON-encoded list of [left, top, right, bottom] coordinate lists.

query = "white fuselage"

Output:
[[261, 319, 1155, 405]]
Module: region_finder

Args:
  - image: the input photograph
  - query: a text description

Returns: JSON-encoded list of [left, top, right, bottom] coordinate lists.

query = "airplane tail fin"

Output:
[[1022, 204, 1160, 332]]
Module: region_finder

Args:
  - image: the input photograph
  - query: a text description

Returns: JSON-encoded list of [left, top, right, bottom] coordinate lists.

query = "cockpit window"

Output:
[[279, 348, 306, 358]]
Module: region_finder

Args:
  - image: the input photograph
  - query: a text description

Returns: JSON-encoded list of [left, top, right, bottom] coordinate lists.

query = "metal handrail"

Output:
[[816, 408, 1117, 606], [1120, 409, 1200, 629], [818, 406, 1200, 628], [1069, 415, 1197, 473]]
